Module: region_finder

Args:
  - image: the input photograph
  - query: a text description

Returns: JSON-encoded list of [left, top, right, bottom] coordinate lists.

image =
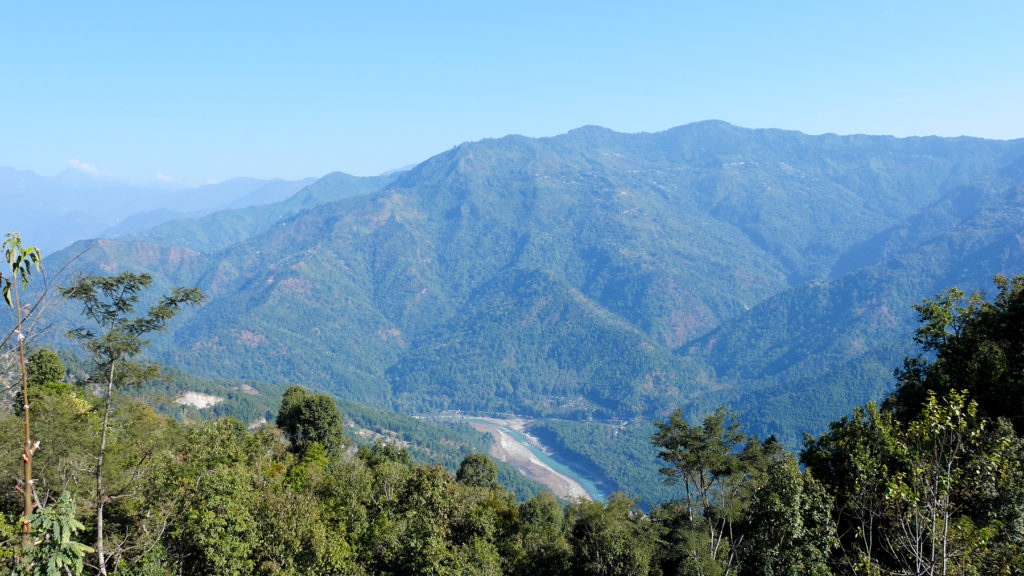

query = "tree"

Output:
[[14, 492, 94, 576], [15, 348, 68, 417], [2, 231, 42, 546], [804, 395, 1023, 575], [739, 455, 836, 576], [26, 348, 64, 389], [60, 272, 204, 576], [801, 403, 900, 574], [275, 385, 347, 458], [513, 491, 571, 576], [357, 439, 413, 468], [566, 494, 657, 576], [651, 407, 764, 576], [456, 453, 500, 490], [891, 274, 1024, 433], [882, 391, 1015, 576]]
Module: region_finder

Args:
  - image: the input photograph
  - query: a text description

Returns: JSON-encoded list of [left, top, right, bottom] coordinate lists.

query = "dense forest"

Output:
[[35, 124, 1024, 447], [3, 227, 1023, 574], [16, 125, 1022, 511]]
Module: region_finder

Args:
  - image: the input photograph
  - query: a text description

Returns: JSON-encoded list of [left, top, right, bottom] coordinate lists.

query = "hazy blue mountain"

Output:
[[120, 171, 401, 253], [100, 209, 191, 238], [1, 166, 156, 253], [0, 168, 316, 254], [225, 177, 318, 208]]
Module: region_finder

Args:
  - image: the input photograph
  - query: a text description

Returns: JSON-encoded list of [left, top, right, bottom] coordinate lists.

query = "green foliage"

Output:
[[566, 494, 657, 576], [882, 391, 1014, 575], [649, 501, 726, 576], [9, 132, 1024, 572], [25, 127, 1024, 478], [800, 402, 899, 571], [58, 271, 205, 575], [15, 349, 69, 417], [2, 232, 41, 308], [739, 456, 836, 576], [16, 349, 549, 505], [148, 420, 269, 576], [651, 407, 762, 516], [0, 512, 14, 564], [512, 491, 571, 576], [340, 400, 487, 465], [341, 402, 547, 501], [651, 407, 787, 575], [43, 346, 284, 429], [388, 268, 696, 418], [0, 378, 94, 502], [456, 453, 500, 489], [127, 365, 282, 427], [276, 386, 348, 457], [25, 349, 64, 388], [356, 440, 413, 468], [14, 493, 93, 576], [681, 182, 1024, 446], [892, 274, 1024, 434], [60, 273, 206, 380], [0, 311, 1021, 576], [803, 392, 1023, 574]]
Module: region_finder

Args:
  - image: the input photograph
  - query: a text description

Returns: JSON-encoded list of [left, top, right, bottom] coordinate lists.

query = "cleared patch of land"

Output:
[[175, 391, 225, 410]]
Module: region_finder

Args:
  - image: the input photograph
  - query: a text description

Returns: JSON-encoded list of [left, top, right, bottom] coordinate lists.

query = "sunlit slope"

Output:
[[37, 122, 1024, 436]]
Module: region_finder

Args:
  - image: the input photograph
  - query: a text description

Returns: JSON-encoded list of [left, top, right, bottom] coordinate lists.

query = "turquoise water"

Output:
[[468, 419, 607, 502]]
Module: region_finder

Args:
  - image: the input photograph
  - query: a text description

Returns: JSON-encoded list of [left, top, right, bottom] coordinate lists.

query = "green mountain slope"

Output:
[[121, 171, 398, 253], [388, 268, 703, 417], [31, 122, 1024, 442], [683, 177, 1024, 443]]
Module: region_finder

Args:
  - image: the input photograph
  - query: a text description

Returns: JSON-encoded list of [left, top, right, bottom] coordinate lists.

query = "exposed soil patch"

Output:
[[175, 391, 225, 410]]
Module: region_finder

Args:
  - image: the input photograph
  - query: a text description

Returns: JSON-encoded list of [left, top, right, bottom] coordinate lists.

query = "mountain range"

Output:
[[33, 121, 1024, 452], [0, 167, 316, 254]]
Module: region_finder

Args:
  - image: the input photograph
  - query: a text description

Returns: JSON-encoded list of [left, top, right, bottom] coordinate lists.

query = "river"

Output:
[[460, 417, 607, 502]]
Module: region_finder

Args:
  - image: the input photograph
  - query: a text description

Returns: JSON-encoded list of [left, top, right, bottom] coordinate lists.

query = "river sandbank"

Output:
[[466, 418, 591, 501]]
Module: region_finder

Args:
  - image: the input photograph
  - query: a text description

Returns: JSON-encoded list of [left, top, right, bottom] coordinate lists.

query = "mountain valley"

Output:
[[25, 121, 1024, 499]]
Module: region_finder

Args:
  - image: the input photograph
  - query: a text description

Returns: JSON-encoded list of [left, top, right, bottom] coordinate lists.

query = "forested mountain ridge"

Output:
[[687, 174, 1024, 439], [119, 171, 400, 254], [4, 273, 1024, 575], [36, 122, 1024, 442]]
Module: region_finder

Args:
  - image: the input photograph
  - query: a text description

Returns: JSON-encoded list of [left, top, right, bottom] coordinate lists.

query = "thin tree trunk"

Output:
[[96, 365, 115, 576], [16, 281, 34, 544]]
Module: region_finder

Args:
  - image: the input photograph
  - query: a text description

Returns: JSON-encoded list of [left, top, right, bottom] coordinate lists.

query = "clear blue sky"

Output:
[[2, 1, 1022, 185]]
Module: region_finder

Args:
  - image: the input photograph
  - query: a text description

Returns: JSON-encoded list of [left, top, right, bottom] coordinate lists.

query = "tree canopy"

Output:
[[275, 385, 348, 457], [2, 271, 1023, 575], [891, 274, 1024, 433]]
